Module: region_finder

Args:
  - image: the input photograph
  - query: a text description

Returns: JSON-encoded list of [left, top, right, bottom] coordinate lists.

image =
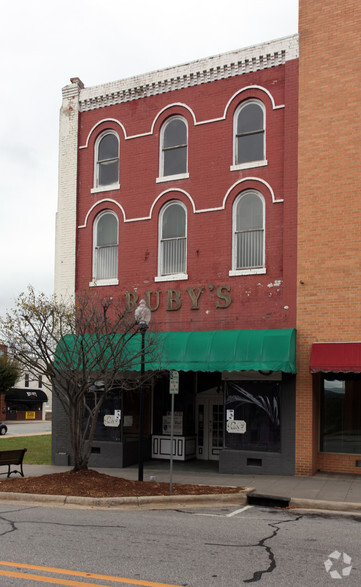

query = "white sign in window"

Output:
[[104, 414, 120, 427], [226, 420, 246, 434]]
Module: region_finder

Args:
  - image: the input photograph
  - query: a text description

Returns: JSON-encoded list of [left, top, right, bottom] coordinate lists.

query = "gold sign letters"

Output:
[[125, 285, 231, 313]]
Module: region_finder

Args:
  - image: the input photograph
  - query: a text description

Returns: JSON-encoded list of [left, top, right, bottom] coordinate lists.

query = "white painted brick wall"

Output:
[[54, 80, 81, 300]]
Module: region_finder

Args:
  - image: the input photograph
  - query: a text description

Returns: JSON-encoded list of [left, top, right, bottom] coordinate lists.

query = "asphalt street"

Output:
[[2, 420, 51, 437], [0, 502, 360, 586]]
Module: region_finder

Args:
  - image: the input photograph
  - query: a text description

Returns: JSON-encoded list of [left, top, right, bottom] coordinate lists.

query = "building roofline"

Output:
[[63, 34, 298, 112]]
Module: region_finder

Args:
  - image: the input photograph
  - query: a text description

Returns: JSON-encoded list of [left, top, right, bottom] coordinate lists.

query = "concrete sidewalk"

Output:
[[12, 460, 361, 513], [4, 422, 361, 510]]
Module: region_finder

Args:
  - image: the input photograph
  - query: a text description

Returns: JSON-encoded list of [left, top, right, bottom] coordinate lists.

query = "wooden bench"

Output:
[[0, 449, 27, 478]]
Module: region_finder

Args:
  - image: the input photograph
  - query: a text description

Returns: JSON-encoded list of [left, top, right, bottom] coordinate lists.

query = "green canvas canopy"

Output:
[[56, 328, 296, 374], [148, 328, 296, 373]]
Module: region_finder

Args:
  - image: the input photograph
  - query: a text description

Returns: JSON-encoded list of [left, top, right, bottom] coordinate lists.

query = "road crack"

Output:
[[0, 515, 18, 536], [0, 508, 127, 538], [205, 513, 303, 583]]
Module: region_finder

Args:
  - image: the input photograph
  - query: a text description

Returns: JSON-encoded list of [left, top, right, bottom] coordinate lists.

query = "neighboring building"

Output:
[[0, 345, 49, 421], [54, 36, 299, 472], [296, 0, 361, 475], [6, 371, 50, 421]]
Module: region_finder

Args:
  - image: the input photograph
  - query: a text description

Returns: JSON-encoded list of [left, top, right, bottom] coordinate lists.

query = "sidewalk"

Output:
[[15, 460, 361, 513], [4, 422, 361, 511]]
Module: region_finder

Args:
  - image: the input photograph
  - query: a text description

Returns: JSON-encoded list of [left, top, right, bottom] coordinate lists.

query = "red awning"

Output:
[[310, 342, 361, 373]]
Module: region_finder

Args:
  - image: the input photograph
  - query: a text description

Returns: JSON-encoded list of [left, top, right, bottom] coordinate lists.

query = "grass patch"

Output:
[[0, 435, 51, 465]]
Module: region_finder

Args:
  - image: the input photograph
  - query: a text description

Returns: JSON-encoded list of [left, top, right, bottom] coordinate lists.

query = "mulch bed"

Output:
[[0, 469, 243, 498]]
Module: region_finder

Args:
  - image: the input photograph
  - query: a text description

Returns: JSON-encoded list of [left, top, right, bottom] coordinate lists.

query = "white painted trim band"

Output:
[[76, 35, 298, 112], [78, 177, 283, 229]]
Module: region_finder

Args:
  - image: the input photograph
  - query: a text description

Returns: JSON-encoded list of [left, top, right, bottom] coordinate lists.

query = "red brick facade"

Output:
[[75, 59, 299, 334], [55, 38, 300, 472]]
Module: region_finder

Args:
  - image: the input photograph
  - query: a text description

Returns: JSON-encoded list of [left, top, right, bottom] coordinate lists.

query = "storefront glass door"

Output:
[[196, 389, 223, 460]]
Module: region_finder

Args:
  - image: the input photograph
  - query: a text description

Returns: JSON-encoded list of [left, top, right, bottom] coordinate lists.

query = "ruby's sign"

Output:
[[124, 285, 232, 313]]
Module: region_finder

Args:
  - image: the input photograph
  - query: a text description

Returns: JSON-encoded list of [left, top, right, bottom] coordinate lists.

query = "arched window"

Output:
[[160, 117, 188, 177], [94, 131, 119, 188], [234, 101, 265, 166], [158, 201, 187, 276], [232, 191, 265, 271], [93, 211, 118, 282]]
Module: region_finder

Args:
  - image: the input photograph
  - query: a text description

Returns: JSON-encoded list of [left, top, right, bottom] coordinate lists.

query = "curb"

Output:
[[244, 490, 361, 514], [289, 497, 361, 513], [2, 490, 360, 513], [0, 488, 253, 509]]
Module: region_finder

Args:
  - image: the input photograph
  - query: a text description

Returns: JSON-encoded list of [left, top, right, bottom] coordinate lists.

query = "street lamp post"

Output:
[[135, 299, 151, 482]]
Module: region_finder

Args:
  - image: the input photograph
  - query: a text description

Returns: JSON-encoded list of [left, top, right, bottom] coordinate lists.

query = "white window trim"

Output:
[[229, 268, 266, 277], [93, 130, 120, 190], [155, 273, 188, 282], [157, 200, 187, 279], [92, 210, 119, 283], [231, 190, 266, 272], [89, 278, 119, 287], [156, 172, 189, 183], [230, 160, 268, 172], [233, 99, 266, 167], [91, 183, 120, 194], [159, 116, 188, 179]]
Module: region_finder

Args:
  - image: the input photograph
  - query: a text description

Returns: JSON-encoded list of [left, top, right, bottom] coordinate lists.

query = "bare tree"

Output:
[[0, 287, 159, 471]]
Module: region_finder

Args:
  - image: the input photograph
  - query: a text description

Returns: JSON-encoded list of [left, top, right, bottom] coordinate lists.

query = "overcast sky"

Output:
[[0, 0, 298, 318]]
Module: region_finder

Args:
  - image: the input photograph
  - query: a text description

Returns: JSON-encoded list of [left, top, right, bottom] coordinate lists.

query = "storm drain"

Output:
[[247, 492, 290, 508]]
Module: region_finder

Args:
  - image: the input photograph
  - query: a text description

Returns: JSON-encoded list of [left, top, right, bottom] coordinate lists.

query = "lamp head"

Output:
[[135, 299, 151, 328]]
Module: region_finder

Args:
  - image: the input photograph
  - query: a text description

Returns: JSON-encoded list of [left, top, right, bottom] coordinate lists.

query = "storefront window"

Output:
[[84, 389, 122, 442], [320, 377, 361, 454], [225, 381, 280, 452]]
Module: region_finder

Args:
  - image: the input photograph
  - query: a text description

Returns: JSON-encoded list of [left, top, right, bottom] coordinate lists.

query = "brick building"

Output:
[[54, 35, 299, 472], [296, 0, 361, 475]]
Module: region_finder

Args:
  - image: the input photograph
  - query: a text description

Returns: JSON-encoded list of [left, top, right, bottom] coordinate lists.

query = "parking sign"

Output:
[[169, 370, 179, 394]]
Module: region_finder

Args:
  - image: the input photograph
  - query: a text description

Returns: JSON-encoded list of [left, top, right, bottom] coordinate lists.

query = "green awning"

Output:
[[56, 328, 296, 375], [150, 328, 296, 373]]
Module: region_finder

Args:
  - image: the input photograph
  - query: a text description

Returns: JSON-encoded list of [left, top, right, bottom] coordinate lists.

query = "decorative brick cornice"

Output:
[[77, 35, 298, 112]]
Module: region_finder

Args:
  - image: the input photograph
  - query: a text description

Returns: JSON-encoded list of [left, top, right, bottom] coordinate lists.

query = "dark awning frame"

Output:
[[6, 389, 48, 403]]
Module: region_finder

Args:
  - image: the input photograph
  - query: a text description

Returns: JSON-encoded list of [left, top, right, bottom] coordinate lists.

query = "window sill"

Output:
[[155, 273, 189, 282], [89, 278, 119, 287], [156, 173, 189, 184], [91, 184, 120, 194], [230, 160, 268, 172], [229, 268, 266, 276]]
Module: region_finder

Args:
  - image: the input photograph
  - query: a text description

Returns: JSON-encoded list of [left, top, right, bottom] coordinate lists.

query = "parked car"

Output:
[[0, 424, 8, 435]]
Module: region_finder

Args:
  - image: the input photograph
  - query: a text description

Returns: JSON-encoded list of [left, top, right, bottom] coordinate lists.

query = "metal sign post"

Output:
[[169, 370, 179, 493]]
